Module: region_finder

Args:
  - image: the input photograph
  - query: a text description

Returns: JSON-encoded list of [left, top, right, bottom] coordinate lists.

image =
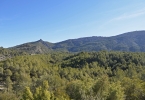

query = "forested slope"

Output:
[[10, 39, 53, 54], [9, 31, 145, 53], [0, 47, 27, 61], [0, 51, 145, 100]]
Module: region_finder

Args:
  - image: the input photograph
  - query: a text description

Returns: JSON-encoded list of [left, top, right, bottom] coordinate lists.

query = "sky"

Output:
[[1, 0, 145, 48]]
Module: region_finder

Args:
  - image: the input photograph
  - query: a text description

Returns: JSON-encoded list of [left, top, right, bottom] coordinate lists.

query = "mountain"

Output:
[[10, 39, 54, 54], [9, 31, 145, 53]]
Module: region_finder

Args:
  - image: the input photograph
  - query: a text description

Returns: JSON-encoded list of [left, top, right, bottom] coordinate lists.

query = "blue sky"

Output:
[[1, 0, 145, 47]]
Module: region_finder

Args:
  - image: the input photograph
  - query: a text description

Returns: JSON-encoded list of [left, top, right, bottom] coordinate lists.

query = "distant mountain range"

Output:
[[8, 30, 145, 54]]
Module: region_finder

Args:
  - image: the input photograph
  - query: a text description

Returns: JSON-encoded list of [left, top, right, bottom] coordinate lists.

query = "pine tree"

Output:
[[22, 87, 34, 100]]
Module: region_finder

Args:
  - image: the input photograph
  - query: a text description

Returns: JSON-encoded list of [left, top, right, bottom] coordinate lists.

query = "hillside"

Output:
[[54, 31, 145, 52], [9, 31, 145, 53], [0, 47, 27, 61], [1, 51, 145, 99], [10, 39, 54, 54], [2, 32, 145, 99]]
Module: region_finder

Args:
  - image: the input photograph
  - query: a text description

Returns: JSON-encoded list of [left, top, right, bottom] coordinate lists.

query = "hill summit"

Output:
[[9, 30, 145, 53]]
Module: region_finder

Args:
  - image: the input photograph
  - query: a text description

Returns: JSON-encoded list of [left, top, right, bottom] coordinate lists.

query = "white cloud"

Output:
[[111, 8, 145, 21], [98, 8, 145, 30]]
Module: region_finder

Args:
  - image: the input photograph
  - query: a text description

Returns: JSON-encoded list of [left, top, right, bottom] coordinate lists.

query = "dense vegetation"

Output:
[[10, 31, 145, 53], [1, 51, 145, 100], [10, 39, 53, 54], [0, 47, 27, 61]]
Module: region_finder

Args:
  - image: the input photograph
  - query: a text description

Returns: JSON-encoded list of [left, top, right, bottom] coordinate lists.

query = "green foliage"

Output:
[[0, 51, 145, 100], [93, 75, 109, 99], [0, 92, 18, 100], [22, 87, 34, 100], [66, 80, 87, 100], [5, 76, 13, 92], [121, 77, 145, 100], [33, 80, 51, 100], [107, 81, 125, 100], [0, 47, 27, 61]]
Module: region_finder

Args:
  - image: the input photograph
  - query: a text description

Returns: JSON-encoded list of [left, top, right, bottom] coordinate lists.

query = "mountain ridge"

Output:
[[8, 30, 145, 53]]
